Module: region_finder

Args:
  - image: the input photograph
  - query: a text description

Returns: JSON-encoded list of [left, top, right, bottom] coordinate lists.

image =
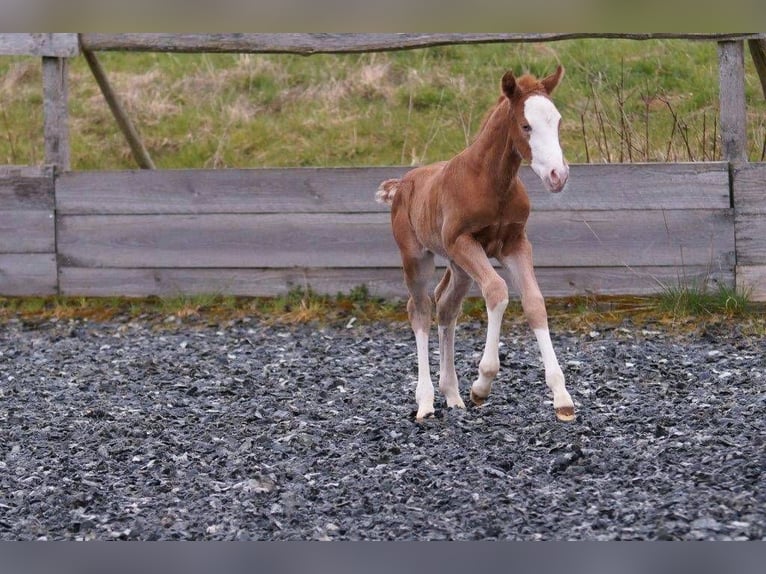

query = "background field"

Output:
[[1, 39, 766, 169]]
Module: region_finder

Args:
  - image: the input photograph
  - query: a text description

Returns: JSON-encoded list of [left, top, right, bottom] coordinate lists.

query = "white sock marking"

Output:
[[414, 329, 434, 417], [473, 299, 508, 399], [533, 327, 573, 409]]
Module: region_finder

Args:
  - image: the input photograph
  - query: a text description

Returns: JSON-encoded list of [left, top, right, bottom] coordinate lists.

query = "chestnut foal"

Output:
[[376, 66, 575, 422]]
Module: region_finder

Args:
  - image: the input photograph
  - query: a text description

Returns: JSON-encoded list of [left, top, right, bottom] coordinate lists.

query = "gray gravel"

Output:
[[0, 313, 764, 540]]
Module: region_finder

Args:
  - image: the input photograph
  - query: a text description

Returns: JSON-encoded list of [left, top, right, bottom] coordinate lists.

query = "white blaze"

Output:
[[524, 95, 568, 192]]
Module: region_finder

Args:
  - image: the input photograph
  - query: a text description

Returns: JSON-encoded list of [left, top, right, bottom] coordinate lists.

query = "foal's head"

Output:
[[502, 66, 568, 193]]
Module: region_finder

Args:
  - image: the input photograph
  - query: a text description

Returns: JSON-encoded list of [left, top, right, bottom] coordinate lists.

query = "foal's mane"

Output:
[[472, 73, 547, 143]]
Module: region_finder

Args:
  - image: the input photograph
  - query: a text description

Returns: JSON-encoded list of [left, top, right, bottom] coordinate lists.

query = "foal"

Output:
[[376, 66, 575, 422]]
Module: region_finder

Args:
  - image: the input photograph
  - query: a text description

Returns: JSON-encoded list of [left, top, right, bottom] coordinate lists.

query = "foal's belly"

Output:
[[473, 222, 527, 259], [416, 221, 526, 263]]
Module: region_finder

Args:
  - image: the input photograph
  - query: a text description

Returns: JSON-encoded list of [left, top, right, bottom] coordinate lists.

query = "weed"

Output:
[[0, 288, 762, 334], [157, 293, 215, 317], [19, 298, 46, 315], [658, 282, 751, 318]]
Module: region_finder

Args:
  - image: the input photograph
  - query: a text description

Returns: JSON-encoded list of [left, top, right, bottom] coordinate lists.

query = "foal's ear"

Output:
[[541, 65, 565, 94], [501, 71, 517, 99]]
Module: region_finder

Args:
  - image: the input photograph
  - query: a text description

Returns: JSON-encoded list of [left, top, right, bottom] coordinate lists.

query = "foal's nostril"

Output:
[[550, 169, 561, 185]]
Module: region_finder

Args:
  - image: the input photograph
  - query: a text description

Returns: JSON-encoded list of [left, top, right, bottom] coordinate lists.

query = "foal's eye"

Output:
[[522, 124, 532, 133]]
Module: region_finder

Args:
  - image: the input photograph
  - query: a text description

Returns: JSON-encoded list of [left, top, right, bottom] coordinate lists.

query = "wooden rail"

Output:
[[0, 34, 79, 57], [77, 33, 766, 54]]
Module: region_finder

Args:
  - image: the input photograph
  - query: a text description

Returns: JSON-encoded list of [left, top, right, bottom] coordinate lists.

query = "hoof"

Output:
[[555, 406, 576, 422], [415, 407, 436, 421], [446, 396, 466, 410], [469, 389, 487, 406]]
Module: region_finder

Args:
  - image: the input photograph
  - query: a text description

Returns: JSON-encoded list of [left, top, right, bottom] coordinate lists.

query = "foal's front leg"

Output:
[[445, 235, 509, 405], [502, 239, 575, 421]]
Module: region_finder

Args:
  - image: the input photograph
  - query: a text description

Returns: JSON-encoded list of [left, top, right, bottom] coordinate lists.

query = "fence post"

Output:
[[748, 39, 766, 101], [719, 40, 760, 299], [42, 56, 70, 171], [717, 41, 748, 163]]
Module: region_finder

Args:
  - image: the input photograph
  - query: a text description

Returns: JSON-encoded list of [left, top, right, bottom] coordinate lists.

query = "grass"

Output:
[[1, 39, 766, 168], [0, 288, 405, 326], [658, 282, 751, 318], [1, 284, 762, 335]]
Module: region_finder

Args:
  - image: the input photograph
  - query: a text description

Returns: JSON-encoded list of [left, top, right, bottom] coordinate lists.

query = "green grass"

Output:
[[2, 39, 765, 168], [2, 287, 762, 334], [658, 283, 751, 318]]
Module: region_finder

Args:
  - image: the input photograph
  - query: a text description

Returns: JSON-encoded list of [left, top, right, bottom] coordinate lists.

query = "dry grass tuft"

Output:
[[1, 60, 39, 94], [1, 291, 762, 335]]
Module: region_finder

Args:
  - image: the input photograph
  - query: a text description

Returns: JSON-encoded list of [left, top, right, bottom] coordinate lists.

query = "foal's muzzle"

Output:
[[544, 163, 569, 193]]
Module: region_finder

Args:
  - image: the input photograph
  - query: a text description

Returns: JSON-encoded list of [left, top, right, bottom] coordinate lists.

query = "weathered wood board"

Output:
[[736, 265, 766, 301], [0, 211, 55, 253], [733, 162, 766, 299], [57, 163, 730, 215], [56, 209, 733, 270], [0, 254, 57, 296], [733, 163, 766, 217], [0, 34, 79, 57], [79, 33, 765, 54], [0, 167, 57, 295], [0, 166, 55, 211], [0, 166, 55, 253], [59, 265, 733, 299]]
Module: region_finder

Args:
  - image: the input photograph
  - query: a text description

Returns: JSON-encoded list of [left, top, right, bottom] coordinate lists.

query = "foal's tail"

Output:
[[375, 178, 401, 206]]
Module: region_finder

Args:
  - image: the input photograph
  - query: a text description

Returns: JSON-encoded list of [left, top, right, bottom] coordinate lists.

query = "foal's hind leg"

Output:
[[401, 249, 437, 420], [434, 264, 473, 409], [502, 237, 575, 421], [406, 253, 436, 419]]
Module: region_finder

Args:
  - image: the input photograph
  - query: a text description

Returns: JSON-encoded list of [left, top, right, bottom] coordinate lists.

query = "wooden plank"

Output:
[[718, 41, 748, 163], [57, 167, 407, 215], [56, 163, 730, 216], [733, 214, 766, 265], [732, 163, 766, 297], [0, 34, 79, 57], [528, 209, 734, 269], [0, 165, 55, 178], [57, 213, 401, 268], [57, 209, 734, 269], [79, 33, 766, 54], [0, 211, 55, 253], [0, 254, 57, 296], [736, 265, 766, 301], [732, 162, 766, 215], [0, 167, 54, 210], [42, 57, 70, 171], [59, 265, 733, 299], [533, 163, 730, 211]]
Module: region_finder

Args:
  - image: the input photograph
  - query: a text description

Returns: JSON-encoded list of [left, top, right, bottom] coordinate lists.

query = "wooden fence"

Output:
[[1, 34, 765, 300]]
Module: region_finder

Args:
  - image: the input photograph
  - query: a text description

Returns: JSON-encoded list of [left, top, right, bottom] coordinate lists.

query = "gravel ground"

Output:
[[0, 313, 764, 540]]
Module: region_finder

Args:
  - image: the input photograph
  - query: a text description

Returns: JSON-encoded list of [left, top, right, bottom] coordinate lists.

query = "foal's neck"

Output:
[[466, 99, 521, 190]]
